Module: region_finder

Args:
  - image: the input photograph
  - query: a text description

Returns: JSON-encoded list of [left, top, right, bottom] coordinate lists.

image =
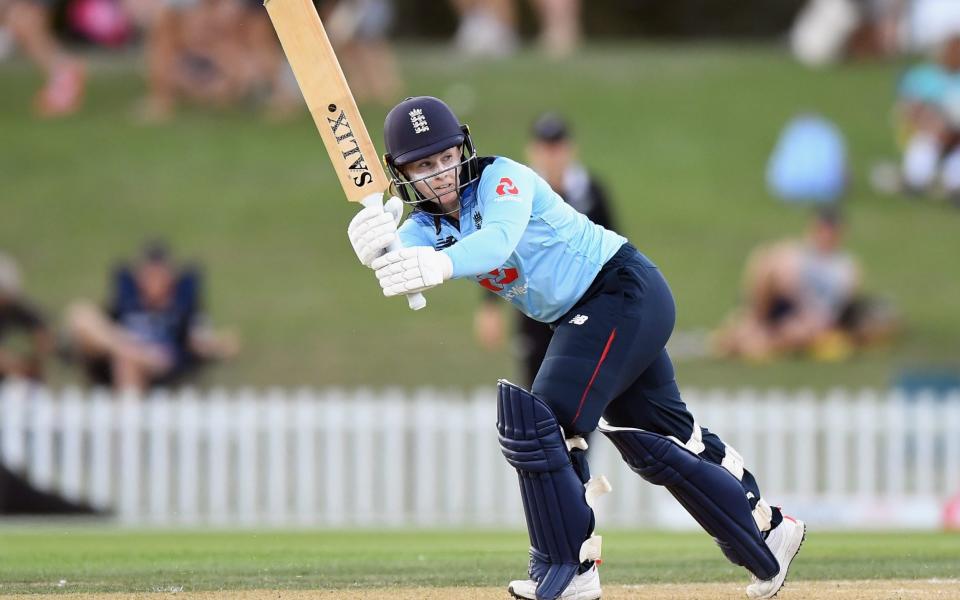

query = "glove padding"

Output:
[[372, 246, 453, 297], [347, 194, 404, 267]]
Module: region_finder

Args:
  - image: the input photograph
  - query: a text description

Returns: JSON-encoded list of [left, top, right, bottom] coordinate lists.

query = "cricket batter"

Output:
[[347, 96, 805, 600]]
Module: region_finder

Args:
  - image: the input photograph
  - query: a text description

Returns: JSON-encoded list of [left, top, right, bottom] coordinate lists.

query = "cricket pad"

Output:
[[599, 423, 779, 581], [497, 380, 595, 600]]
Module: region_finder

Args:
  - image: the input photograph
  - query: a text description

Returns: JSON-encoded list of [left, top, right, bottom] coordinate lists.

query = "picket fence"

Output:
[[1, 381, 959, 529]]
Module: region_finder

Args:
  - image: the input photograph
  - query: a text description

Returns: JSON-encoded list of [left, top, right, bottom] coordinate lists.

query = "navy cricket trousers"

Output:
[[532, 243, 765, 501]]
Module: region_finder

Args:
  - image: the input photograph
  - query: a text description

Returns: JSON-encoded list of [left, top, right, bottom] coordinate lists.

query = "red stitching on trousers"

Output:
[[572, 328, 617, 423]]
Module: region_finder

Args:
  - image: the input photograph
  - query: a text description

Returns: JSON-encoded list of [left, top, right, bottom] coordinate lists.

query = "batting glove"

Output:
[[347, 194, 404, 267], [371, 246, 453, 297]]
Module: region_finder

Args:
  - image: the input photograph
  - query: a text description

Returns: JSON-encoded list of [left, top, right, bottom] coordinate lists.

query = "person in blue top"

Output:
[[347, 97, 806, 600]]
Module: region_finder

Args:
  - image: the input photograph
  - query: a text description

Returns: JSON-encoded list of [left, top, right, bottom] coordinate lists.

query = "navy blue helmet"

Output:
[[383, 96, 478, 216]]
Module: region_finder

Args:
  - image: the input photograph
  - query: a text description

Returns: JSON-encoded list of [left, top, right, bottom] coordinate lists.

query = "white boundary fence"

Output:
[[2, 381, 959, 529]]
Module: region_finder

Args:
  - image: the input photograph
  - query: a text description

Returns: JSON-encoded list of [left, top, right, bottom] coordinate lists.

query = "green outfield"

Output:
[[2, 44, 959, 389], [0, 528, 957, 594]]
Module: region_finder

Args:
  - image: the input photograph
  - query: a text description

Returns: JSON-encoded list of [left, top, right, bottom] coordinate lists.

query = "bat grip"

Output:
[[385, 237, 427, 311], [361, 194, 427, 311]]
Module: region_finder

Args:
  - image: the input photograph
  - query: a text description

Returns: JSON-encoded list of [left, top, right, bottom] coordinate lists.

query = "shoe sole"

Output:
[[763, 521, 807, 600], [507, 584, 602, 600]]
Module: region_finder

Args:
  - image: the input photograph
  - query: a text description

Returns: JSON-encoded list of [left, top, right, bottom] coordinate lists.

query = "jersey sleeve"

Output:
[[442, 159, 535, 278], [397, 216, 435, 249]]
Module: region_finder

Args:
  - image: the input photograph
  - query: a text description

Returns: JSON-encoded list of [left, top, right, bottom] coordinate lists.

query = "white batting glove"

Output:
[[371, 247, 453, 297], [347, 194, 404, 267]]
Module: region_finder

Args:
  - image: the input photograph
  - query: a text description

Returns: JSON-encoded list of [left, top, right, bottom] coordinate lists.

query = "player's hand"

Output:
[[371, 247, 453, 297], [347, 194, 404, 267]]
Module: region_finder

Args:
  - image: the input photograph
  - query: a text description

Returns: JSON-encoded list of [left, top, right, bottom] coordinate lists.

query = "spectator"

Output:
[[530, 0, 580, 59], [137, 0, 297, 121], [0, 253, 53, 383], [712, 209, 899, 362], [0, 0, 86, 116], [766, 113, 847, 206], [64, 241, 239, 392], [449, 0, 581, 59], [322, 0, 402, 105], [450, 0, 518, 58], [473, 113, 617, 386], [891, 33, 960, 204], [790, 0, 960, 66]]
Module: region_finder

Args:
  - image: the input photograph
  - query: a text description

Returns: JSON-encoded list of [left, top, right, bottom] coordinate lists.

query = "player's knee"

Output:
[[496, 379, 569, 473]]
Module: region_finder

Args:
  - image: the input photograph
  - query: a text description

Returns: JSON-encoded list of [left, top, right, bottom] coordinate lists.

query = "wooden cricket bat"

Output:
[[264, 0, 426, 310]]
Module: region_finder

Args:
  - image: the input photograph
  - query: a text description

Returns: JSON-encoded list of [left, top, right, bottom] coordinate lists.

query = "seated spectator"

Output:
[[65, 241, 239, 392], [713, 209, 899, 362], [767, 113, 847, 205], [0, 253, 53, 382], [871, 33, 960, 205], [323, 0, 402, 105], [0, 0, 86, 116], [138, 0, 297, 121]]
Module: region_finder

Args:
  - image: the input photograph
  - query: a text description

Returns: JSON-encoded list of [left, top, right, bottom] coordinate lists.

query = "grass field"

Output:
[[0, 528, 958, 595], [2, 44, 959, 390]]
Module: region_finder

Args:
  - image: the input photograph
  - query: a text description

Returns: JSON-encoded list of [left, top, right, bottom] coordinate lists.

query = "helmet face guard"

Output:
[[384, 125, 479, 217]]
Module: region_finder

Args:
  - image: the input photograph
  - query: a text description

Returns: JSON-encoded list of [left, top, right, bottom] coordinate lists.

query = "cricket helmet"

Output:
[[383, 96, 479, 216]]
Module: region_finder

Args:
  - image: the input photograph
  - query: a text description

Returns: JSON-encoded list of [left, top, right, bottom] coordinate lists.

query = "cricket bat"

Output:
[[263, 0, 426, 310]]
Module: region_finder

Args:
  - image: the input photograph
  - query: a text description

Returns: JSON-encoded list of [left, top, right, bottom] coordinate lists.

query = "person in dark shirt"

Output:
[[65, 241, 239, 392], [0, 253, 52, 382], [473, 113, 618, 386]]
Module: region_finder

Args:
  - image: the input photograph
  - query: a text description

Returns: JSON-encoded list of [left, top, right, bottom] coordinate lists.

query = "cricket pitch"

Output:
[[2, 580, 959, 600]]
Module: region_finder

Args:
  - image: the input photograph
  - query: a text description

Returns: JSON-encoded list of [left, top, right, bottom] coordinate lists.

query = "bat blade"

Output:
[[263, 0, 426, 310], [264, 0, 389, 202]]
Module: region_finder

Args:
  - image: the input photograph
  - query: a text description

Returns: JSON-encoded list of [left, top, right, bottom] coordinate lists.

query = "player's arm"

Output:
[[441, 163, 535, 278]]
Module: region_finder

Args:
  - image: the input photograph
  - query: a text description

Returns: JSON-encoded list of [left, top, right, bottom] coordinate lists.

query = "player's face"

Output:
[[403, 146, 463, 211]]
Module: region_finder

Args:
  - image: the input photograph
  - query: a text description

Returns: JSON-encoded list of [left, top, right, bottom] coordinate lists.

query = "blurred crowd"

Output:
[[0, 0, 583, 119], [791, 0, 960, 66], [0, 242, 239, 394]]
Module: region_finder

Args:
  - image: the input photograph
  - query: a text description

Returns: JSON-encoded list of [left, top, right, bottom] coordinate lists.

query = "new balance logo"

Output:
[[569, 314, 589, 325], [409, 108, 429, 134]]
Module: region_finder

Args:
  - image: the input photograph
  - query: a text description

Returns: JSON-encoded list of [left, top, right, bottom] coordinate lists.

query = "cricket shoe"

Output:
[[746, 515, 806, 599], [508, 563, 601, 600]]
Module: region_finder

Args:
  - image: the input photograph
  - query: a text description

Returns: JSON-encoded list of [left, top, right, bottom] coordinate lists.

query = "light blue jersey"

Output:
[[397, 156, 627, 323]]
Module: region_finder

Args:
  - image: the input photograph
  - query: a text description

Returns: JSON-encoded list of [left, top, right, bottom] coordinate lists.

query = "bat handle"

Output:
[[361, 194, 427, 311], [385, 237, 427, 311]]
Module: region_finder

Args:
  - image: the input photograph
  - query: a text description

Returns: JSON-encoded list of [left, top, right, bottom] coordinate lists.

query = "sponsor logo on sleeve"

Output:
[[496, 177, 519, 195], [493, 177, 523, 203]]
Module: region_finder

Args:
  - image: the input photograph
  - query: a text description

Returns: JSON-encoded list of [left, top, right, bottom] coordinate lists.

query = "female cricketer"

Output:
[[346, 96, 805, 600]]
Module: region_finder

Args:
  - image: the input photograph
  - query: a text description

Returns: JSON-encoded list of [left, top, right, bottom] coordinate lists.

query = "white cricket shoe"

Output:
[[746, 515, 806, 599], [508, 563, 601, 600]]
